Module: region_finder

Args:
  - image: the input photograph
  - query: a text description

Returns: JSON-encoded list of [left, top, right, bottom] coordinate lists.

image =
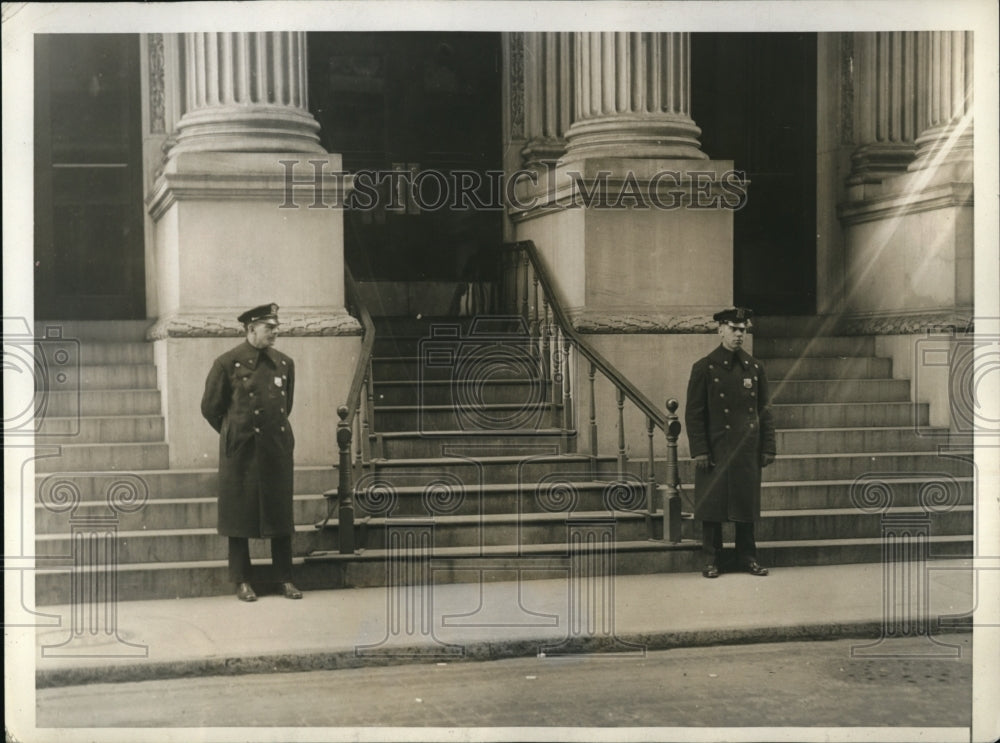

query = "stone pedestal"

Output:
[[147, 152, 358, 468]]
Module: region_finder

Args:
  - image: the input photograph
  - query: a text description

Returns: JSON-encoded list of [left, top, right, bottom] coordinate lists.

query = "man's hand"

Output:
[[760, 452, 776, 468], [694, 454, 713, 470]]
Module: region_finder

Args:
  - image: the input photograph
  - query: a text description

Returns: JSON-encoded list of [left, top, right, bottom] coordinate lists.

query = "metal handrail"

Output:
[[322, 263, 376, 550], [502, 239, 683, 542], [343, 264, 375, 427], [509, 240, 667, 431]]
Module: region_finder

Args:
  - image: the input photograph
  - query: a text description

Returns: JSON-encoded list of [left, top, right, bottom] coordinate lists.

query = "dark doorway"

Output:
[[308, 32, 503, 283], [692, 33, 817, 315], [34, 34, 146, 320]]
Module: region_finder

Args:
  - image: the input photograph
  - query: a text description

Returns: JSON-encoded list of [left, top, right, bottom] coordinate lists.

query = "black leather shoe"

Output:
[[702, 564, 719, 579], [745, 560, 769, 576], [281, 582, 303, 599], [236, 582, 257, 602]]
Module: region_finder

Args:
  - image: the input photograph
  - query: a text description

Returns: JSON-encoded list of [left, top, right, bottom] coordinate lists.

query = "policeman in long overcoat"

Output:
[[684, 307, 776, 578], [201, 303, 302, 601]]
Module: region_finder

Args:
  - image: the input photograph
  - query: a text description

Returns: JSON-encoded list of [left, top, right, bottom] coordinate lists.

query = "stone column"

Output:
[[512, 33, 733, 462], [170, 32, 325, 155], [564, 32, 706, 161], [847, 32, 919, 197], [521, 33, 573, 166], [147, 32, 357, 469], [909, 31, 973, 171]]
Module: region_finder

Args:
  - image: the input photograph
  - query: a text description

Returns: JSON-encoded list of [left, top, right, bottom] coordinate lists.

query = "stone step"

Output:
[[36, 415, 165, 443], [679, 506, 972, 543], [756, 535, 972, 568], [36, 494, 329, 534], [763, 356, 893, 380], [372, 355, 542, 382], [374, 403, 563, 432], [41, 389, 163, 417], [35, 475, 975, 535], [369, 454, 622, 487], [751, 476, 974, 511], [770, 402, 928, 429], [378, 430, 574, 459], [33, 442, 171, 473], [34, 320, 152, 343], [36, 341, 154, 366], [754, 336, 875, 358], [34, 466, 339, 501], [35, 524, 327, 564], [752, 315, 841, 338], [35, 535, 973, 604], [677, 450, 973, 483], [39, 364, 157, 391], [372, 378, 550, 406], [33, 512, 654, 563], [34, 540, 703, 604], [774, 427, 945, 454], [769, 378, 910, 404], [373, 315, 520, 337]]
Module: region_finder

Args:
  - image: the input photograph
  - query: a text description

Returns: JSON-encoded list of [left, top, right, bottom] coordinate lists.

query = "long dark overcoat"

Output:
[[201, 341, 295, 538], [684, 344, 776, 523]]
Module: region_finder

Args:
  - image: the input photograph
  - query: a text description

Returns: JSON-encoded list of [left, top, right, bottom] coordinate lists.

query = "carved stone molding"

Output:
[[147, 308, 362, 340], [837, 180, 972, 226], [838, 310, 974, 336], [148, 33, 166, 134], [509, 32, 525, 140], [570, 310, 718, 334]]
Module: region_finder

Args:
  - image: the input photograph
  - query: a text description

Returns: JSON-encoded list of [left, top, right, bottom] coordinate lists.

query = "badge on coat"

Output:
[[743, 378, 753, 389], [274, 376, 283, 387]]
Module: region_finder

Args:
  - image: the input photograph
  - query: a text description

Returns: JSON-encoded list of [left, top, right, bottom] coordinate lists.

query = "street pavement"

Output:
[[32, 559, 976, 689], [36, 635, 973, 729]]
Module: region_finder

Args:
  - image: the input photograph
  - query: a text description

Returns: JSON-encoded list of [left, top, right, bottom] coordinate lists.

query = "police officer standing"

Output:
[[684, 307, 776, 579], [201, 303, 302, 601]]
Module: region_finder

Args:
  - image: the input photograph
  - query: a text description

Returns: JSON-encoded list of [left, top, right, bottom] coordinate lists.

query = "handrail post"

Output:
[[662, 398, 682, 543], [337, 405, 355, 554]]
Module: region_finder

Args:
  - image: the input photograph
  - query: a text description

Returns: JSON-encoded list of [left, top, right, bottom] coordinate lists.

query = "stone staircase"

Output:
[[34, 315, 973, 604]]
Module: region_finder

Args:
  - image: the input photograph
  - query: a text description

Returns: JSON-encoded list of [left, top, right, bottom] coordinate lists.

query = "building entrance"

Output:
[[34, 34, 146, 320], [693, 33, 818, 316], [308, 32, 503, 285]]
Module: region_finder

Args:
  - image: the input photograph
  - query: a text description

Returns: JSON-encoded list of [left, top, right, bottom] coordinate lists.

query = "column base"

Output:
[[563, 115, 707, 162], [170, 104, 326, 156]]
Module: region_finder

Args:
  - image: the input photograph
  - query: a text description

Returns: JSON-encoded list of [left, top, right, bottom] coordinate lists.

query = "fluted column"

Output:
[[521, 33, 573, 166], [848, 32, 918, 188], [170, 32, 324, 155], [564, 32, 706, 161], [909, 31, 973, 170]]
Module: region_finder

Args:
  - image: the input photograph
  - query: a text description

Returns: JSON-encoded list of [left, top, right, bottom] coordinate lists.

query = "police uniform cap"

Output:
[[238, 303, 280, 326], [713, 307, 754, 325]]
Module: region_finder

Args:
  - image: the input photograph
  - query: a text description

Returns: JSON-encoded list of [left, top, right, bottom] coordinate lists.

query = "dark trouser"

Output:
[[228, 536, 292, 583], [702, 521, 757, 565]]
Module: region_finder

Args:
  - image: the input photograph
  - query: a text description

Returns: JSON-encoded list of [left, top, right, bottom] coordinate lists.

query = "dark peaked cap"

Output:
[[238, 303, 280, 325], [713, 307, 754, 324]]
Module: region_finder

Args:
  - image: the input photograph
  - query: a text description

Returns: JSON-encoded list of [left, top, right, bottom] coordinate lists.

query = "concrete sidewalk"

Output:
[[34, 559, 975, 687]]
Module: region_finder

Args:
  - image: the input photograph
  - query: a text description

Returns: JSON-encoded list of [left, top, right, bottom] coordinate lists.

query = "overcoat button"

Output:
[[280, 426, 285, 431], [719, 393, 725, 398], [724, 408, 729, 413], [725, 424, 730, 430], [249, 392, 255, 397], [714, 378, 720, 382], [751, 392, 756, 397], [254, 427, 260, 433]]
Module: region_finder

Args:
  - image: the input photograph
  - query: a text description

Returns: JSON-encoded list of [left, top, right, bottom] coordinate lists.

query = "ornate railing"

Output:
[[498, 240, 683, 541], [322, 264, 375, 552]]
